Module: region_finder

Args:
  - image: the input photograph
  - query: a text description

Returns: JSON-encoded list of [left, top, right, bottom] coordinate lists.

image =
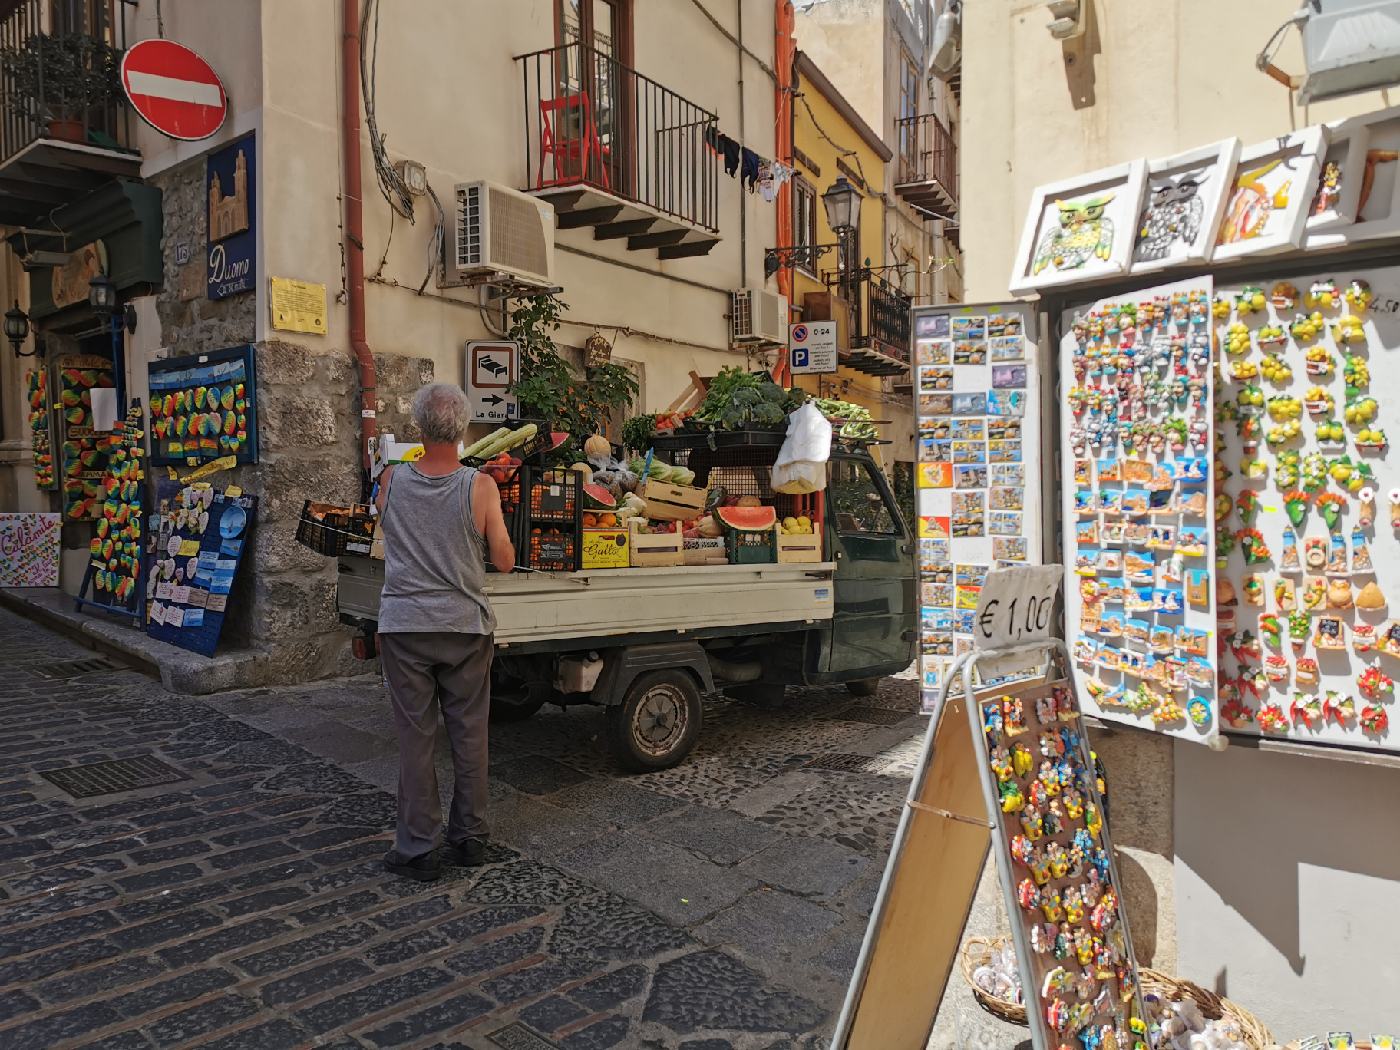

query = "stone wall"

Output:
[[148, 150, 433, 684]]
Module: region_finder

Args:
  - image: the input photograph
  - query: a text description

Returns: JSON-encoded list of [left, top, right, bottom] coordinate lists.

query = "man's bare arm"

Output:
[[473, 472, 516, 573]]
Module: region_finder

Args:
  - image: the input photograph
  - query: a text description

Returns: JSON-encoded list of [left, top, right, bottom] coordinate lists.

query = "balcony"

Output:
[[517, 42, 720, 260], [822, 267, 911, 378], [0, 0, 139, 228], [894, 113, 957, 222]]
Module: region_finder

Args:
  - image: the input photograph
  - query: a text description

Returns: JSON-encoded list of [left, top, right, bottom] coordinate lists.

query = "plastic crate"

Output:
[[725, 524, 777, 565], [295, 500, 375, 556], [526, 525, 579, 572], [527, 467, 582, 523]]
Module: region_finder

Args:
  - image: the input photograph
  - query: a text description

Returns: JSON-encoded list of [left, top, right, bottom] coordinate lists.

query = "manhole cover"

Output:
[[32, 655, 122, 681], [41, 756, 189, 799], [832, 706, 913, 726], [487, 1024, 561, 1050], [805, 752, 875, 773]]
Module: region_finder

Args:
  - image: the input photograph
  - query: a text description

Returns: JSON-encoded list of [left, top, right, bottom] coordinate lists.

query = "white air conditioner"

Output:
[[731, 287, 788, 346], [442, 181, 556, 289]]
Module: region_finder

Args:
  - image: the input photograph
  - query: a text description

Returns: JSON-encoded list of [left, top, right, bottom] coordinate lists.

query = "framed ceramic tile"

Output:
[[1303, 119, 1369, 248], [1212, 126, 1325, 262], [1339, 104, 1400, 242], [1131, 138, 1239, 273], [1008, 158, 1147, 295]]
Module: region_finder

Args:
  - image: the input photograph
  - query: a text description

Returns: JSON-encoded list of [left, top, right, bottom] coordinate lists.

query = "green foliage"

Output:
[[693, 367, 798, 430], [508, 293, 639, 442], [0, 33, 122, 120], [621, 413, 657, 453]]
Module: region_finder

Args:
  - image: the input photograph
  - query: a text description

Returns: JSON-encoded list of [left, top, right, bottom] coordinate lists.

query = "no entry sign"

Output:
[[121, 40, 227, 141]]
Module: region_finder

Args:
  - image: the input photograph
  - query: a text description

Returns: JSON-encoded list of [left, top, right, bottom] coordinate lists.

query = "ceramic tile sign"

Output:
[[971, 671, 1148, 1050], [914, 302, 1041, 712], [147, 345, 258, 465], [1214, 266, 1400, 754], [0, 513, 61, 587], [1213, 127, 1324, 262], [1060, 277, 1219, 744], [146, 486, 255, 657], [1130, 139, 1239, 274]]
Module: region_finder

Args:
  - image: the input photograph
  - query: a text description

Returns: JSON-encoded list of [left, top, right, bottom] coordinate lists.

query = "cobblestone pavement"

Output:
[[0, 607, 931, 1049]]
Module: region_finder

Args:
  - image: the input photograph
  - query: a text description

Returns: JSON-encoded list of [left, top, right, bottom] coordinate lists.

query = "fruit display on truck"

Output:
[[325, 375, 915, 770]]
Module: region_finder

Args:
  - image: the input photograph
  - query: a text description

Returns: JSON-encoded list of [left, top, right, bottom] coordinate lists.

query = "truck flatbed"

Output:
[[336, 555, 836, 647]]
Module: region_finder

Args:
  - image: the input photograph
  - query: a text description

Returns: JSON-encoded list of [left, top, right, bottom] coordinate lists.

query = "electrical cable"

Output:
[[419, 182, 446, 294], [687, 0, 778, 82], [796, 91, 871, 191], [360, 0, 416, 221]]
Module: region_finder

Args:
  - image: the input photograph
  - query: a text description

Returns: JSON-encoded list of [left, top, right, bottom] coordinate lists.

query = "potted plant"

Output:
[[0, 32, 122, 143]]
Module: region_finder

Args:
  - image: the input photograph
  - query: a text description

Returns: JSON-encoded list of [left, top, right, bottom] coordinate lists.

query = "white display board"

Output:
[[1215, 266, 1400, 753], [1059, 277, 1220, 745], [912, 302, 1042, 712]]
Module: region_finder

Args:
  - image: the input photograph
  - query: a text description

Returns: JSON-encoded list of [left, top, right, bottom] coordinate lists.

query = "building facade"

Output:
[[0, 0, 789, 684]]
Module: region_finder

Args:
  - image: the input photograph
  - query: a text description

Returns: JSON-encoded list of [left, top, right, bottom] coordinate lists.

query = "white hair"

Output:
[[411, 383, 468, 444]]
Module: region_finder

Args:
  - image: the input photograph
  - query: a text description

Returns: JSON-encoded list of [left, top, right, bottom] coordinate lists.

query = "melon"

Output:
[[715, 505, 777, 531], [583, 482, 617, 510], [736, 495, 762, 508]]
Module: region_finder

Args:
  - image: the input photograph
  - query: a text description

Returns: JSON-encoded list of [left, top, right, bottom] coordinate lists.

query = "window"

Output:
[[898, 48, 920, 181], [829, 458, 899, 535], [793, 177, 818, 275]]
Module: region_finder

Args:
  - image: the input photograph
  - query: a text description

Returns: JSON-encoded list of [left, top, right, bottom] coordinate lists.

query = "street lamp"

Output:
[[4, 301, 35, 358], [88, 273, 118, 314], [821, 176, 860, 235]]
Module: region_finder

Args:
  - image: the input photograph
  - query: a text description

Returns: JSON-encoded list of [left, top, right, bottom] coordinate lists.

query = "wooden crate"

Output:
[[776, 529, 822, 564], [629, 519, 684, 567], [581, 528, 630, 569], [683, 537, 727, 565], [640, 481, 708, 521]]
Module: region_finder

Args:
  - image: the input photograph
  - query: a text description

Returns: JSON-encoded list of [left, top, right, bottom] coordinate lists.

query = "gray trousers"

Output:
[[379, 631, 493, 859]]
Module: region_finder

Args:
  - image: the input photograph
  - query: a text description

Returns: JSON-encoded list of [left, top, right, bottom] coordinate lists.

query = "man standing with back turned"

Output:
[[375, 383, 516, 881]]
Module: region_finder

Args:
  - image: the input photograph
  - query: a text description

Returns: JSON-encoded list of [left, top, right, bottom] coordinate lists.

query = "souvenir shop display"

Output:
[[76, 400, 146, 619], [0, 513, 61, 587], [1215, 266, 1400, 753], [26, 368, 54, 489], [1131, 139, 1240, 274], [147, 345, 258, 465], [975, 674, 1148, 1049], [1060, 278, 1220, 743], [56, 354, 116, 520], [1212, 128, 1325, 262], [912, 302, 1041, 711], [146, 485, 256, 656], [1315, 104, 1400, 244]]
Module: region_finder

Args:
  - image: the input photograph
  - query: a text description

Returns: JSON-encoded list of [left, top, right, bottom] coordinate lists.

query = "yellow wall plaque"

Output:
[[269, 277, 328, 335]]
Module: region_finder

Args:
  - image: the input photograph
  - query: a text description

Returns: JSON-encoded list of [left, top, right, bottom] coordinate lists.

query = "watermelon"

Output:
[[715, 505, 778, 531], [583, 482, 617, 510]]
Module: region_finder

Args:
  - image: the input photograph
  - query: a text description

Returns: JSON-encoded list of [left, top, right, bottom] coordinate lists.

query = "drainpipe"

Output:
[[737, 0, 747, 289], [343, 0, 377, 485], [772, 0, 796, 384]]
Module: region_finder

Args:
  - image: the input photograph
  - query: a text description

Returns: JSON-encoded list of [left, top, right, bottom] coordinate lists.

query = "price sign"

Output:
[[972, 564, 1063, 651]]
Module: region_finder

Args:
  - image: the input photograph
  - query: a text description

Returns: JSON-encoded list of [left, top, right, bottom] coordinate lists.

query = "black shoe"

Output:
[[383, 849, 442, 882], [441, 837, 488, 868]]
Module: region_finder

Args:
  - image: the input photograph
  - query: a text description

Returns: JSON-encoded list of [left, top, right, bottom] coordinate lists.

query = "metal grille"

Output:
[[32, 655, 122, 680], [41, 756, 188, 799], [487, 1024, 561, 1050]]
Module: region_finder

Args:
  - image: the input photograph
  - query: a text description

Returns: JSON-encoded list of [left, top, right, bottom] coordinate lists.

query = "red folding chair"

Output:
[[537, 91, 611, 191]]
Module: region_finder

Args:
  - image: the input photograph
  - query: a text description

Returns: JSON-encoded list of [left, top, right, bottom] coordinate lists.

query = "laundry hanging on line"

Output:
[[705, 126, 788, 197]]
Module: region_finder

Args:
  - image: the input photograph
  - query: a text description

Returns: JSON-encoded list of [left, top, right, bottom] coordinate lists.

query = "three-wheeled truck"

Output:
[[336, 429, 916, 771]]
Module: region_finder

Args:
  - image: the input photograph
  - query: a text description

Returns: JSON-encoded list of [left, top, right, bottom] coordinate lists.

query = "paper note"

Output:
[[166, 606, 185, 627], [155, 582, 174, 601], [149, 602, 166, 625], [206, 592, 227, 613], [171, 585, 191, 605], [178, 539, 200, 557]]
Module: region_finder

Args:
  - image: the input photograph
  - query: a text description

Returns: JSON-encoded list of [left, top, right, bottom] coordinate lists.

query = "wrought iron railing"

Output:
[[894, 112, 957, 213], [0, 0, 136, 165], [826, 265, 913, 362], [516, 41, 719, 233]]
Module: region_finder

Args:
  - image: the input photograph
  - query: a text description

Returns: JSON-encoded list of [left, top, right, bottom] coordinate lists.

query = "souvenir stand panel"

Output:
[[912, 302, 1042, 712], [1060, 278, 1220, 744], [55, 354, 116, 521], [1214, 267, 1400, 752], [147, 345, 258, 466]]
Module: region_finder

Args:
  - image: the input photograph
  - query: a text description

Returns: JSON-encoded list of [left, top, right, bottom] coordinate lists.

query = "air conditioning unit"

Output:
[[731, 286, 788, 346], [442, 181, 556, 289]]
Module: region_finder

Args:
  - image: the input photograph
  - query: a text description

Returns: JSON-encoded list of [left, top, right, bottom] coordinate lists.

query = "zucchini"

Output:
[[463, 426, 511, 458]]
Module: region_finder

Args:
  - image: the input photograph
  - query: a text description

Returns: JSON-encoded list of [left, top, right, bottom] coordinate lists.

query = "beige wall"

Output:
[[258, 0, 781, 432], [961, 0, 1400, 301]]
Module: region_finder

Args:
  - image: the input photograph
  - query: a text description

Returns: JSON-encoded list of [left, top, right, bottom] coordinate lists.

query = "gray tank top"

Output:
[[378, 464, 495, 635]]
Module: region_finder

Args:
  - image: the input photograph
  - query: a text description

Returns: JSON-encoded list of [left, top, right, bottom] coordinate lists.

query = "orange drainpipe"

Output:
[[343, 0, 377, 485], [772, 0, 796, 386]]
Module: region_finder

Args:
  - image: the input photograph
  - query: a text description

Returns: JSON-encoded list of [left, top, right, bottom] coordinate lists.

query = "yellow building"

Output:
[[788, 51, 912, 469]]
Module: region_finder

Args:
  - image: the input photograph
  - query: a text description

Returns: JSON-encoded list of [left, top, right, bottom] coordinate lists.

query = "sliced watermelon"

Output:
[[583, 482, 617, 510], [715, 505, 778, 531]]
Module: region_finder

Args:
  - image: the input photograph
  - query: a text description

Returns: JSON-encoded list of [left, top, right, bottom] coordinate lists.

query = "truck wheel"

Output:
[[607, 670, 703, 772], [846, 677, 882, 697], [490, 680, 546, 723]]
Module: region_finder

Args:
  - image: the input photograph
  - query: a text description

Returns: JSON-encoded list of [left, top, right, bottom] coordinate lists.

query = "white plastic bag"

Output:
[[772, 401, 833, 494]]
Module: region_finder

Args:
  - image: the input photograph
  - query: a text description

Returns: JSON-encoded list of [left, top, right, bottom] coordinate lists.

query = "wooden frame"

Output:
[[1332, 103, 1400, 244], [1212, 126, 1325, 263], [1008, 159, 1147, 297], [1129, 138, 1239, 274]]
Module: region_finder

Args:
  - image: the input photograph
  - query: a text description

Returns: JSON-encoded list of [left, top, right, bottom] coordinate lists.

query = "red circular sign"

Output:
[[120, 39, 227, 141]]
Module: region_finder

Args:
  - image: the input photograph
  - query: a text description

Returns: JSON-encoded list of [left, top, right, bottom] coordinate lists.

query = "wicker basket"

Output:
[[959, 936, 1276, 1048]]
